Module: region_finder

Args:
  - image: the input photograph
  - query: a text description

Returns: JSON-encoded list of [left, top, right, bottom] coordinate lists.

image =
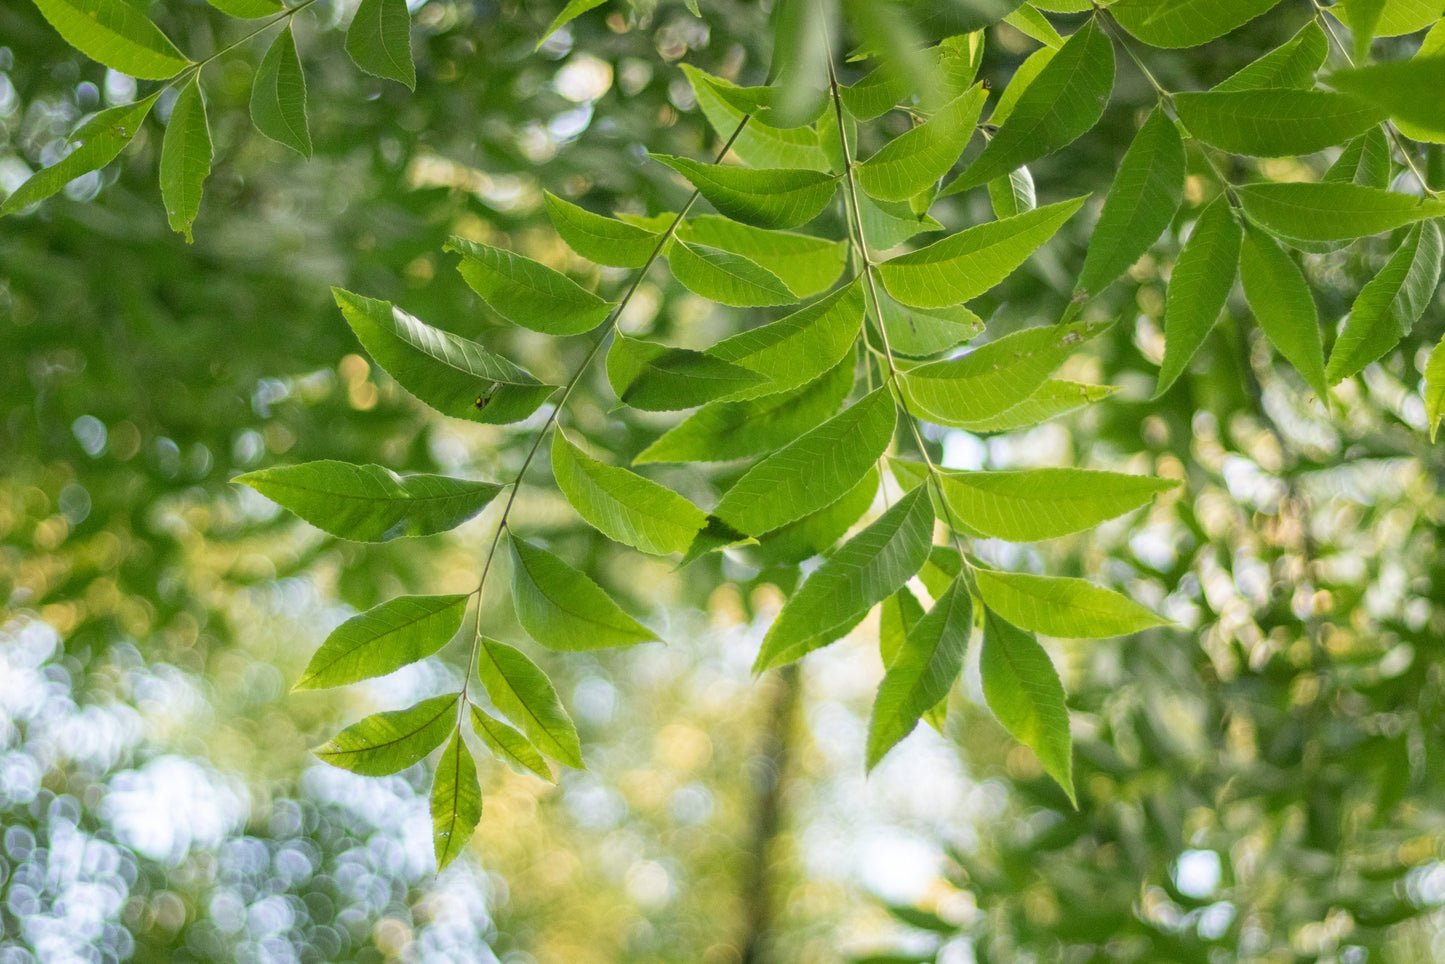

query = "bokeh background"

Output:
[[4, 1, 1445, 961]]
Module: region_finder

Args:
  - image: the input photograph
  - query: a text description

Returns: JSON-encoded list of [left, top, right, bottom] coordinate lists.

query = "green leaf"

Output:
[[606, 333, 768, 411], [930, 0, 1027, 32], [234, 460, 503, 542], [293, 594, 468, 691], [713, 387, 896, 536], [446, 238, 614, 335], [987, 45, 1055, 128], [332, 288, 555, 424], [857, 191, 946, 248], [636, 355, 855, 464], [159, 80, 212, 243], [1327, 221, 1443, 383], [955, 380, 1117, 433], [743, 466, 879, 568], [678, 216, 847, 298], [879, 585, 927, 668], [898, 319, 1108, 427], [873, 291, 984, 358], [878, 196, 1087, 308], [706, 281, 865, 397], [945, 19, 1112, 195], [753, 487, 934, 672], [901, 461, 1178, 541], [31, 0, 190, 79], [1, 92, 159, 216], [1424, 333, 1445, 441], [857, 86, 987, 202], [1155, 198, 1242, 396], [470, 705, 553, 781], [980, 610, 1074, 804], [1325, 128, 1392, 187], [545, 191, 662, 268], [205, 0, 281, 18], [430, 730, 481, 872], [665, 238, 797, 307], [476, 639, 583, 768], [1331, 0, 1442, 37], [1211, 21, 1327, 93], [1235, 182, 1445, 242], [538, 0, 606, 47], [1074, 109, 1184, 297], [1004, 5, 1065, 47], [551, 433, 706, 555], [678, 515, 753, 568], [315, 693, 459, 776], [510, 537, 659, 650], [706, 80, 827, 129], [1239, 228, 1328, 399], [681, 65, 830, 172], [987, 166, 1037, 221], [1329, 56, 1445, 140], [250, 25, 311, 158], [840, 61, 912, 120], [1108, 0, 1284, 48], [917, 544, 964, 599], [652, 154, 838, 230], [974, 568, 1170, 637], [346, 0, 415, 89], [1173, 90, 1387, 157], [866, 577, 972, 770]]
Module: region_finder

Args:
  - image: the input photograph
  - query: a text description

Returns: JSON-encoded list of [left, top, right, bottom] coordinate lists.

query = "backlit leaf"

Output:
[[1108, 0, 1284, 48], [681, 65, 830, 172], [234, 460, 503, 541], [879, 586, 927, 668], [1, 92, 159, 216], [866, 577, 972, 769], [1331, 0, 1442, 37], [206, 0, 281, 17], [754, 487, 934, 672], [510, 537, 659, 650], [743, 466, 879, 568], [679, 216, 847, 298], [974, 568, 1170, 637], [346, 0, 415, 89], [954, 380, 1117, 433], [333, 288, 555, 424], [707, 281, 865, 397], [713, 387, 896, 536], [250, 25, 311, 157], [430, 730, 480, 871], [1235, 182, 1445, 242], [1327, 221, 1442, 383], [1324, 127, 1392, 187], [987, 166, 1037, 220], [1156, 198, 1242, 395], [293, 594, 468, 691], [1074, 108, 1184, 296], [652, 154, 838, 229], [1174, 89, 1386, 157], [469, 705, 553, 781], [1004, 5, 1065, 47], [476, 638, 583, 768], [980, 610, 1074, 803], [538, 0, 606, 47], [1424, 333, 1445, 441], [873, 291, 984, 358], [1329, 56, 1445, 140], [1211, 21, 1327, 92], [159, 80, 211, 243], [607, 333, 768, 411], [315, 693, 459, 776], [545, 191, 662, 268], [31, 0, 190, 79], [1239, 228, 1328, 399], [878, 196, 1087, 308], [857, 86, 986, 202], [447, 238, 614, 335], [665, 238, 797, 307], [551, 433, 706, 555], [945, 19, 1112, 194]]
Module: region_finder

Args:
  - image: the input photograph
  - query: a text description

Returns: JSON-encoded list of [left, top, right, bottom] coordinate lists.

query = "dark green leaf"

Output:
[[159, 80, 212, 243], [346, 0, 415, 89], [607, 333, 768, 411], [980, 610, 1074, 803], [551, 433, 706, 555], [1156, 198, 1242, 395], [446, 237, 614, 335], [431, 730, 481, 871], [293, 594, 468, 691], [510, 537, 659, 650], [250, 25, 311, 157], [233, 460, 503, 541], [476, 638, 583, 768], [31, 0, 190, 79], [1239, 228, 1328, 399], [315, 693, 459, 776]]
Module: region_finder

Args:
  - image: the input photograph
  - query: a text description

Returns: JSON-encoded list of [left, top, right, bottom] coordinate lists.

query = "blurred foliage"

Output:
[[4, 1, 1445, 963]]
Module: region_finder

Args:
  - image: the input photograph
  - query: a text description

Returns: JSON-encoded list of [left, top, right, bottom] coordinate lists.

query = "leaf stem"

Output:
[[457, 113, 754, 717], [167, 0, 321, 94]]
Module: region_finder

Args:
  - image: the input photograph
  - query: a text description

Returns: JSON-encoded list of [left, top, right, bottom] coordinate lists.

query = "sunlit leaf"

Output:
[[510, 537, 659, 651], [293, 594, 468, 691], [980, 610, 1074, 804], [476, 638, 583, 768], [1155, 198, 1242, 395], [679, 216, 847, 298], [665, 238, 797, 307], [707, 280, 865, 397], [430, 730, 481, 871], [974, 568, 1171, 637], [31, 0, 190, 79], [250, 25, 311, 157], [234, 460, 503, 541], [607, 333, 768, 411], [315, 693, 459, 776], [447, 238, 614, 336], [551, 433, 706, 555], [987, 165, 1037, 221], [1327, 221, 1442, 383], [346, 0, 415, 89], [743, 466, 879, 568], [754, 487, 934, 672], [1239, 228, 1328, 399], [470, 705, 553, 781], [866, 577, 972, 769], [713, 387, 896, 536], [878, 196, 1087, 308], [953, 380, 1117, 433], [857, 86, 986, 202], [1004, 5, 1065, 47], [1424, 333, 1445, 441], [545, 191, 662, 268], [873, 291, 983, 358], [1331, 0, 1442, 38]]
